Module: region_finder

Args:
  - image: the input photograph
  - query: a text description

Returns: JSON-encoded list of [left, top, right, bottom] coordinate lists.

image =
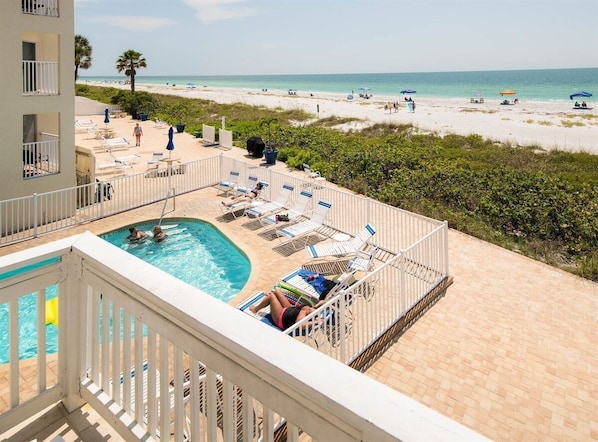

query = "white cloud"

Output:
[[182, 0, 257, 24], [93, 16, 176, 31]]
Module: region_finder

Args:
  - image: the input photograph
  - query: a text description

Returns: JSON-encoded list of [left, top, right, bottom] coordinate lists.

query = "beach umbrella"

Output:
[[104, 108, 110, 127], [569, 90, 592, 100], [166, 126, 175, 157], [499, 89, 516, 96], [400, 89, 417, 94]]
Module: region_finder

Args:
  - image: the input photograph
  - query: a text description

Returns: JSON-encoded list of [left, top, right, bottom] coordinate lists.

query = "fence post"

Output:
[[33, 193, 38, 238]]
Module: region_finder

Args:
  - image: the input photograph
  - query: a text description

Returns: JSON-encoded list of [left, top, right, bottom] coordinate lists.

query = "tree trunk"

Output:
[[131, 74, 136, 93]]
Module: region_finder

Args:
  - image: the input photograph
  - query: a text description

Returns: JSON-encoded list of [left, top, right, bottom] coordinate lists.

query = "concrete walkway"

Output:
[[2, 112, 596, 441]]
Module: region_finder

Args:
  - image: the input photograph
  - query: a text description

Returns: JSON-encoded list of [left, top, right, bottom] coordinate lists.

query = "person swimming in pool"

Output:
[[127, 226, 148, 242], [152, 225, 168, 242], [249, 287, 326, 330], [221, 182, 264, 208]]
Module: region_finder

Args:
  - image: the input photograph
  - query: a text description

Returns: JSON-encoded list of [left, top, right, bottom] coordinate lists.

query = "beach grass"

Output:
[[76, 85, 598, 281]]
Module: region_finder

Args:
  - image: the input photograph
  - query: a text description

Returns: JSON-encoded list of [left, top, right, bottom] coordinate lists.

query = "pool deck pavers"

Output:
[[1, 114, 597, 441]]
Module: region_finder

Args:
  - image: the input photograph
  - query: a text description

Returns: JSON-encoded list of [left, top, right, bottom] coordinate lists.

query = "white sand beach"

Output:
[[85, 81, 598, 154]]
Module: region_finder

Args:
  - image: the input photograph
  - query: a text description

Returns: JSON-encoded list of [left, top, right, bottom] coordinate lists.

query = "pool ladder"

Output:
[[158, 188, 175, 226]]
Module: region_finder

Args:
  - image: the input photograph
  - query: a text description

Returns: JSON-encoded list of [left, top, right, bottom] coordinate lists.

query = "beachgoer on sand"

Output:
[[133, 123, 143, 146]]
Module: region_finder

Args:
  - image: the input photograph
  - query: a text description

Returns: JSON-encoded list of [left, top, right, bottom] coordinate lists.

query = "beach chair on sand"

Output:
[[100, 136, 131, 150], [306, 223, 376, 261], [245, 183, 295, 220], [276, 200, 332, 249], [259, 189, 313, 227], [215, 169, 240, 196]]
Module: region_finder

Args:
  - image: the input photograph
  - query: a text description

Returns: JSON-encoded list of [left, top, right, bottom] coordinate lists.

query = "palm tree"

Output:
[[115, 50, 147, 93], [74, 35, 92, 82]]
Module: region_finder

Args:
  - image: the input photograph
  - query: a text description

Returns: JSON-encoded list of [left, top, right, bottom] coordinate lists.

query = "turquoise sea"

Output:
[[81, 68, 597, 102]]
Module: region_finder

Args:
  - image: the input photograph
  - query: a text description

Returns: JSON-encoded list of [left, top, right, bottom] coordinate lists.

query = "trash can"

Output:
[[247, 136, 265, 158]]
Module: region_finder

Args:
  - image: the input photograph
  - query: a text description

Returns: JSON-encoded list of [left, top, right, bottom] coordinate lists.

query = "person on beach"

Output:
[[133, 123, 143, 146], [127, 227, 148, 242], [152, 225, 168, 242], [249, 288, 326, 330], [221, 182, 263, 208]]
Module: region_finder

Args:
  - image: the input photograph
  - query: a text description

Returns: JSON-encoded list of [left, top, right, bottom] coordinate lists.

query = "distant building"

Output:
[[0, 1, 76, 230]]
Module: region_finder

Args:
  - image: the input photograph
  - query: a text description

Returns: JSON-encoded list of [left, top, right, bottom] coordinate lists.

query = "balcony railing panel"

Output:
[[23, 135, 60, 178], [0, 234, 483, 440], [21, 0, 59, 17], [22, 61, 59, 96]]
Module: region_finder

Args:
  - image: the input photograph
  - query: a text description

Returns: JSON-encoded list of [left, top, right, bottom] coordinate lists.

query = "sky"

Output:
[[75, 0, 598, 77]]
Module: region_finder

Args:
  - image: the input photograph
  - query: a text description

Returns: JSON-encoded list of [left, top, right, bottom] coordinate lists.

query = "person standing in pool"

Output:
[[152, 226, 168, 242], [127, 227, 148, 242], [249, 288, 326, 330]]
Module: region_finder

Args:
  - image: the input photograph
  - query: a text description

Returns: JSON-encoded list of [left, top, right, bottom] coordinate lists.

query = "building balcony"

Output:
[[23, 133, 60, 178], [22, 60, 59, 96], [21, 0, 59, 17]]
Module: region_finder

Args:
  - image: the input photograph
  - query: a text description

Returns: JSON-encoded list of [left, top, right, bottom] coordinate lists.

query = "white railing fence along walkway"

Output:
[[0, 234, 483, 441]]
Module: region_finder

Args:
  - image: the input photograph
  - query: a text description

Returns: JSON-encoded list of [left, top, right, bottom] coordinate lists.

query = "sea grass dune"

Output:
[[85, 80, 598, 154]]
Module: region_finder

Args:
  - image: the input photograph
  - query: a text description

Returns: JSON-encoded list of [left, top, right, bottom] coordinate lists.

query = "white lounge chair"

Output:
[[75, 119, 97, 134], [276, 199, 332, 249], [245, 183, 295, 219], [219, 181, 269, 219], [215, 169, 240, 196], [303, 163, 326, 187], [306, 224, 376, 261], [100, 136, 131, 150], [277, 267, 357, 303], [107, 150, 140, 166], [260, 189, 313, 227], [234, 174, 259, 196]]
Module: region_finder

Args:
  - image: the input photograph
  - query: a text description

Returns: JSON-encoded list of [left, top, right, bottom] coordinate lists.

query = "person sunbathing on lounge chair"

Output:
[[249, 288, 326, 330], [221, 182, 263, 208]]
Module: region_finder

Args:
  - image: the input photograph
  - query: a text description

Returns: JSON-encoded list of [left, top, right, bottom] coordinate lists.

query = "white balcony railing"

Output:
[[21, 0, 59, 17], [23, 133, 60, 178], [22, 61, 59, 96], [0, 233, 485, 441]]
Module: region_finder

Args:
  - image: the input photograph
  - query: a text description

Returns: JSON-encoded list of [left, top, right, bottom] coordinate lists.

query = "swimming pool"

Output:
[[0, 219, 250, 363], [100, 219, 251, 302]]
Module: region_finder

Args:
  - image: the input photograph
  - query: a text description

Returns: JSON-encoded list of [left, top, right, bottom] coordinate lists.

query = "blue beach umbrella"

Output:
[[104, 108, 110, 126], [569, 90, 592, 100], [166, 126, 175, 157]]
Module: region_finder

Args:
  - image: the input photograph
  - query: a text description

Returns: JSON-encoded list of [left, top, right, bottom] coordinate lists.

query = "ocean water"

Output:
[[81, 68, 597, 102]]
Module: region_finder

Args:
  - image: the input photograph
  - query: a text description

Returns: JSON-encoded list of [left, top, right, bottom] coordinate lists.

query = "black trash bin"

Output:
[[247, 136, 265, 158]]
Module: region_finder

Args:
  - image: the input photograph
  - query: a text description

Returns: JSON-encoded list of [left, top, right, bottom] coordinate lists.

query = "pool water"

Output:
[[0, 219, 250, 363], [100, 219, 251, 302]]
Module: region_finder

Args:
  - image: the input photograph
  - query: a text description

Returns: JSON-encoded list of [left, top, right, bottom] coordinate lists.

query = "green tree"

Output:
[[74, 34, 92, 81], [115, 49, 147, 93]]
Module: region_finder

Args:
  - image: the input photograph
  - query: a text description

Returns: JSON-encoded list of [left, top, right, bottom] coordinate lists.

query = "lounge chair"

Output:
[[75, 119, 97, 134], [215, 169, 240, 196], [276, 199, 332, 249], [234, 174, 259, 196], [306, 223, 376, 261], [277, 267, 357, 303], [303, 163, 326, 187], [100, 136, 131, 150], [260, 189, 313, 227], [219, 181, 269, 219], [107, 150, 140, 167], [245, 183, 295, 219]]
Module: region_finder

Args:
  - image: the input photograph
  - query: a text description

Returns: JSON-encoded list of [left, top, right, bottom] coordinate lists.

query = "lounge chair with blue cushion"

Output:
[[234, 174, 259, 196], [277, 267, 357, 303], [245, 183, 295, 219], [215, 169, 240, 196], [219, 181, 269, 219], [306, 223, 376, 261], [276, 200, 332, 249], [259, 189, 313, 227]]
